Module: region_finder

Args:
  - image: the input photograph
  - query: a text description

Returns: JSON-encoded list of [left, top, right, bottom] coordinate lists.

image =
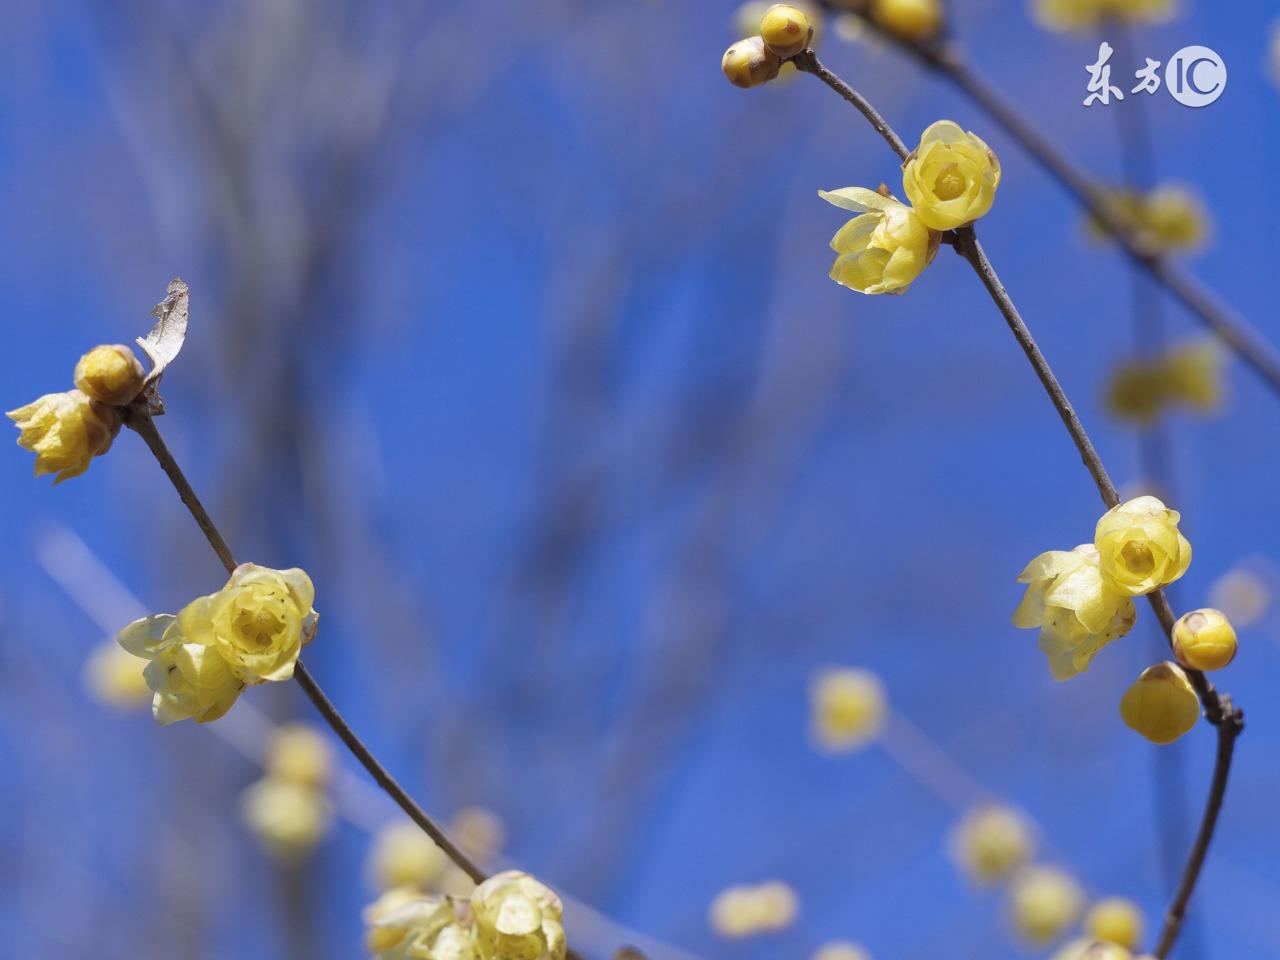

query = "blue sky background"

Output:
[[1, 1, 1278, 958]]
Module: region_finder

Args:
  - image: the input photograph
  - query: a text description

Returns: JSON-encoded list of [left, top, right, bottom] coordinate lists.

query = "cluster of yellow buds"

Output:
[[364, 871, 566, 960], [1087, 184, 1209, 255], [708, 881, 799, 938], [723, 4, 816, 88], [115, 562, 318, 724], [1105, 340, 1225, 425], [241, 724, 336, 862], [950, 804, 1035, 885], [809, 667, 887, 751], [1008, 865, 1085, 946], [1034, 0, 1175, 31], [818, 121, 1000, 295], [1013, 496, 1189, 679]]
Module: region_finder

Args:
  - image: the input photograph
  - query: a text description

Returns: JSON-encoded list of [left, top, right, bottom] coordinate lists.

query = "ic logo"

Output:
[[1165, 45, 1227, 108]]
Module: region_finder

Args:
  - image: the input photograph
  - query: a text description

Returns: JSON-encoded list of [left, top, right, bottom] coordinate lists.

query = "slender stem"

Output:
[[793, 53, 1244, 959], [122, 407, 485, 884], [792, 50, 909, 161]]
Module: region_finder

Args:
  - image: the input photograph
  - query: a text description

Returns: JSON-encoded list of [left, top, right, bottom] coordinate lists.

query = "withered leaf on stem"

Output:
[[133, 277, 189, 413]]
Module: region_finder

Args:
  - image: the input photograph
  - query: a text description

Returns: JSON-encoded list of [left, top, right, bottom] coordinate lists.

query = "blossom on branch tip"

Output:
[[1095, 496, 1191, 597], [1013, 545, 1136, 680], [1008, 865, 1084, 946], [74, 344, 146, 406], [1084, 897, 1144, 950], [8, 390, 119, 483], [1120, 661, 1200, 745], [1172, 608, 1237, 672], [870, 0, 943, 43], [950, 804, 1034, 885], [902, 120, 1001, 231], [818, 188, 938, 295], [472, 870, 567, 960], [809, 666, 887, 750]]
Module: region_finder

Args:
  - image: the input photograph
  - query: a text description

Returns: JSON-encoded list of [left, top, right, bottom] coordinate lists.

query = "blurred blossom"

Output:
[[1033, 0, 1175, 31], [1209, 565, 1273, 626], [1104, 339, 1226, 424], [1084, 897, 1144, 950], [241, 777, 333, 862], [1051, 939, 1134, 960], [813, 941, 872, 960], [451, 806, 506, 864], [1008, 865, 1084, 946], [265, 723, 334, 790], [809, 667, 887, 751], [370, 821, 447, 892], [708, 881, 799, 938], [1086, 185, 1211, 255], [950, 804, 1035, 885], [81, 639, 152, 709]]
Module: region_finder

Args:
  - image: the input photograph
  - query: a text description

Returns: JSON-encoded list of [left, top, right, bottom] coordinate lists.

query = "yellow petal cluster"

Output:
[[370, 821, 448, 892], [1051, 939, 1134, 960], [950, 804, 1034, 885], [902, 120, 1001, 231], [115, 563, 317, 724], [1008, 865, 1084, 946], [1095, 496, 1191, 597], [7, 390, 119, 483], [1120, 661, 1200, 745], [709, 881, 799, 938], [266, 723, 333, 789], [1034, 0, 1174, 31], [809, 667, 887, 750], [813, 942, 871, 960], [1104, 340, 1225, 425], [367, 894, 477, 960], [82, 639, 152, 709], [73, 344, 146, 406], [472, 870, 567, 960], [1013, 545, 1136, 680], [1084, 897, 1144, 950], [241, 776, 333, 862], [870, 0, 943, 42], [818, 188, 937, 295]]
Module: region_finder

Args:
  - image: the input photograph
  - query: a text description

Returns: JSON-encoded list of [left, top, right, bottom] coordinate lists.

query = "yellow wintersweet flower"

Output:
[[818, 188, 938, 295], [115, 611, 245, 724], [265, 723, 333, 789], [1034, 0, 1174, 31], [1052, 939, 1133, 960], [1008, 865, 1084, 946], [1120, 661, 1200, 745], [1084, 897, 1144, 950], [369, 820, 447, 892], [722, 37, 782, 89], [82, 639, 152, 709], [709, 881, 799, 938], [367, 894, 477, 960], [472, 870, 566, 960], [7, 389, 119, 483], [73, 344, 146, 406], [902, 120, 1001, 231], [870, 0, 943, 42], [241, 777, 333, 862], [950, 804, 1034, 885], [1095, 496, 1191, 597], [813, 941, 871, 960], [364, 886, 429, 953], [1014, 545, 1137, 680], [760, 4, 814, 58], [810, 667, 887, 750], [1172, 608, 1237, 672]]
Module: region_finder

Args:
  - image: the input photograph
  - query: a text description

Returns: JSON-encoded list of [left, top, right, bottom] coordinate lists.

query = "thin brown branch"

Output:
[[792, 50, 909, 161]]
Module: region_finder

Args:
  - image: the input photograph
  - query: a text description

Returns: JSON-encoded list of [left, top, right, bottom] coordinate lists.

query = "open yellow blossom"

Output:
[[950, 804, 1034, 885], [810, 667, 887, 750], [115, 611, 245, 724], [1172, 608, 1237, 672], [1014, 545, 1137, 680], [82, 639, 152, 709], [1095, 496, 1191, 596], [1009, 865, 1084, 946], [818, 188, 938, 295], [265, 724, 333, 789], [709, 881, 798, 938], [364, 886, 430, 953], [1034, 0, 1174, 31], [1120, 661, 1200, 744], [1084, 897, 1144, 950], [7, 389, 119, 483], [370, 821, 447, 892], [472, 870, 566, 960], [1052, 939, 1133, 960], [368, 894, 476, 960], [870, 0, 943, 42], [241, 777, 333, 862], [74, 344, 146, 406], [813, 942, 871, 960], [902, 120, 1001, 231]]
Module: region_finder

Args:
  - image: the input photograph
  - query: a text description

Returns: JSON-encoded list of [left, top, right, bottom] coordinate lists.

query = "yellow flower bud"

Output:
[[1084, 897, 1144, 950], [1120, 661, 1200, 745], [818, 187, 938, 295], [902, 120, 1001, 231], [1052, 939, 1134, 960], [1172, 608, 1237, 672], [452, 806, 506, 864], [1034, 0, 1174, 31], [240, 777, 333, 862], [1014, 545, 1136, 680], [7, 389, 120, 483], [760, 4, 813, 58], [472, 870, 566, 960], [1104, 361, 1166, 425], [1008, 866, 1084, 946], [809, 666, 887, 751], [709, 881, 798, 938], [722, 36, 782, 88], [950, 805, 1035, 885], [82, 639, 152, 709], [1209, 566, 1271, 627], [870, 0, 943, 42], [1161, 340, 1224, 414], [265, 723, 333, 789], [74, 343, 146, 406], [369, 821, 447, 892], [1141, 185, 1208, 253], [1095, 496, 1192, 596], [813, 941, 871, 960]]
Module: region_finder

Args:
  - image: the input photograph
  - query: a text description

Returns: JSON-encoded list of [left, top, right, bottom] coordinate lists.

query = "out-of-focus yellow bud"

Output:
[[870, 0, 943, 42], [1162, 340, 1224, 413], [7, 389, 120, 484], [452, 806, 506, 864], [1008, 866, 1084, 946], [709, 881, 799, 938], [1034, 0, 1174, 31], [813, 941, 871, 960], [1095, 496, 1191, 597], [1104, 361, 1165, 425], [1052, 939, 1134, 960], [1120, 661, 1200, 744], [74, 344, 146, 406], [818, 187, 938, 295], [241, 777, 333, 862], [902, 120, 1001, 231], [472, 870, 566, 960], [265, 723, 333, 789], [722, 37, 782, 88], [1209, 566, 1271, 626], [369, 821, 447, 892], [1172, 608, 1237, 672], [82, 639, 152, 709], [1014, 545, 1136, 680], [363, 886, 427, 953], [809, 666, 887, 750], [1085, 897, 1144, 950], [760, 4, 813, 57], [950, 805, 1035, 885], [1140, 186, 1208, 252]]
